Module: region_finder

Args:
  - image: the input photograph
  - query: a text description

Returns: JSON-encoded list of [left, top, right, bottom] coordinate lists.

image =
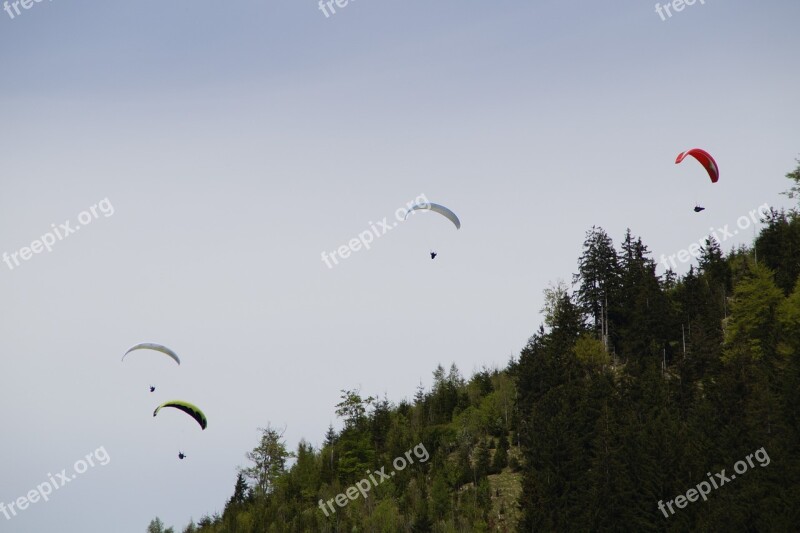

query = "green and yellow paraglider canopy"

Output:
[[153, 400, 207, 430]]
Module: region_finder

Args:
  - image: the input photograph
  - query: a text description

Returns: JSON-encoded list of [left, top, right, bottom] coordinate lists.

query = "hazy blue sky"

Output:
[[1, 0, 798, 530]]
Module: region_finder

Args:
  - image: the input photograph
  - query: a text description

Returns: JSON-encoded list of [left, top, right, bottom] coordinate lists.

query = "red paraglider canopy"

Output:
[[675, 148, 719, 183]]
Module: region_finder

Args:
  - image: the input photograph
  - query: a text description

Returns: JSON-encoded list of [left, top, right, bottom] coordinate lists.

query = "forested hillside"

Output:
[[149, 162, 800, 532]]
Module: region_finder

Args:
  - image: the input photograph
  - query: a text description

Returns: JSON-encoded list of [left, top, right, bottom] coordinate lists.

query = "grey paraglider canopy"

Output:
[[405, 203, 461, 229], [122, 343, 181, 365]]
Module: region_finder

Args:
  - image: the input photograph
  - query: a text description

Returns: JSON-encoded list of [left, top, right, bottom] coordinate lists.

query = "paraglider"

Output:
[[405, 202, 460, 259], [122, 343, 181, 365], [123, 344, 179, 395], [153, 400, 207, 430], [675, 148, 719, 183], [405, 202, 461, 229], [676, 149, 718, 212]]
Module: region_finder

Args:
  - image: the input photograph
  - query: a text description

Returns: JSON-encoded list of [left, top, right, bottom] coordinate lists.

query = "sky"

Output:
[[1, 0, 799, 530]]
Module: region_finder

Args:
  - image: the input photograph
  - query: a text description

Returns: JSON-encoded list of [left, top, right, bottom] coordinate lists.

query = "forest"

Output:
[[149, 161, 800, 532]]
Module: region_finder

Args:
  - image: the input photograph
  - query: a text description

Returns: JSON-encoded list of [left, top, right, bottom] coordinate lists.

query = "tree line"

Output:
[[149, 160, 800, 532]]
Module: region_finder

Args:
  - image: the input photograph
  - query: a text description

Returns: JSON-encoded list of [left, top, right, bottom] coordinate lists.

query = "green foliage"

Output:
[[492, 434, 509, 472], [574, 226, 619, 334], [541, 279, 571, 330], [147, 518, 164, 533], [474, 440, 491, 481], [165, 162, 800, 533], [430, 472, 451, 520], [780, 157, 800, 203], [240, 424, 294, 496], [778, 278, 800, 356], [574, 333, 610, 366], [723, 263, 783, 362], [335, 389, 374, 430]]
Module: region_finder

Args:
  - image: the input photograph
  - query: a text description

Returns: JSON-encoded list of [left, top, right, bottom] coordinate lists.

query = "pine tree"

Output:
[[723, 263, 783, 363], [474, 440, 491, 481], [430, 472, 451, 521], [492, 434, 509, 472], [574, 226, 620, 342], [615, 230, 670, 369], [229, 472, 250, 506], [147, 518, 165, 533], [755, 208, 800, 294]]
